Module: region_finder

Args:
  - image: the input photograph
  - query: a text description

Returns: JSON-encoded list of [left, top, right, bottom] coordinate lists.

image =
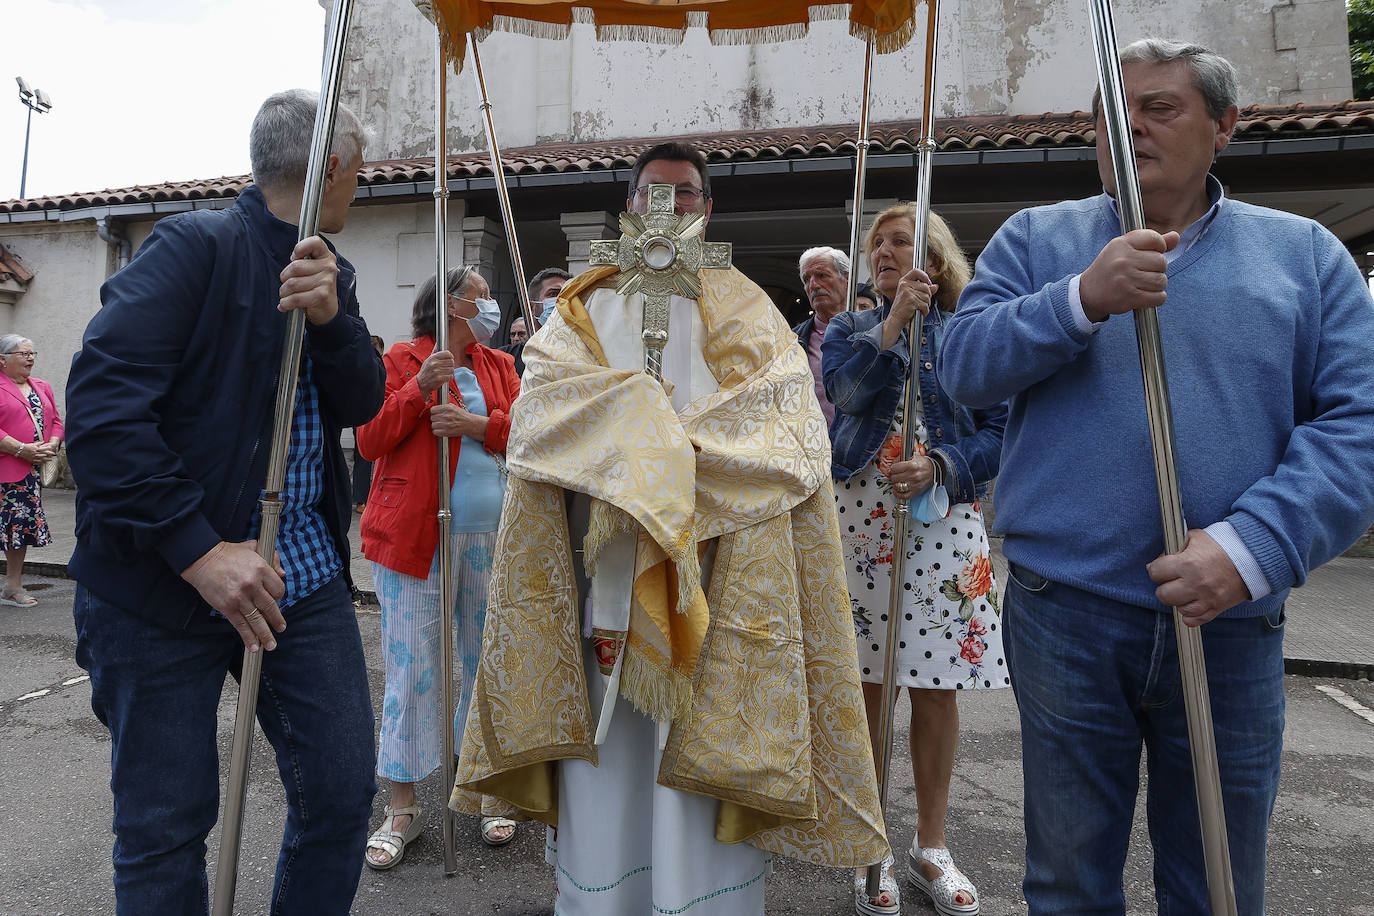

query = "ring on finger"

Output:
[[244, 607, 264, 622]]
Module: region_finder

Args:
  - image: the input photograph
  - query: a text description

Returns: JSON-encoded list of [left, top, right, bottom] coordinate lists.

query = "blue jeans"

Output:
[[1004, 564, 1284, 915], [74, 576, 377, 916]]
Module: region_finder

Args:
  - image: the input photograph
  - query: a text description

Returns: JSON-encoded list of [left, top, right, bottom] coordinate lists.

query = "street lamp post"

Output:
[[16, 77, 53, 200]]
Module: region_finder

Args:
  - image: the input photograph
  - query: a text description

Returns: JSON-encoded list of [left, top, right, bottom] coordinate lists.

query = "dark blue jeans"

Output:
[[74, 576, 376, 916], [1004, 564, 1284, 916]]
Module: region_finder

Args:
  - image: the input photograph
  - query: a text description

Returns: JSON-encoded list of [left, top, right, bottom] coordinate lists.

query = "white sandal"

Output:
[[908, 846, 979, 915], [0, 586, 36, 607], [480, 815, 517, 846], [853, 854, 900, 916], [365, 804, 422, 871]]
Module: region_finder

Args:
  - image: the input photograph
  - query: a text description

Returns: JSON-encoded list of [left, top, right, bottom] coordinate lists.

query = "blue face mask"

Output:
[[539, 297, 558, 326], [466, 297, 501, 343]]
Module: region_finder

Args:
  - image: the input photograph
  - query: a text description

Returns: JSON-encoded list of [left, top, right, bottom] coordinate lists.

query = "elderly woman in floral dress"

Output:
[[822, 205, 1007, 916]]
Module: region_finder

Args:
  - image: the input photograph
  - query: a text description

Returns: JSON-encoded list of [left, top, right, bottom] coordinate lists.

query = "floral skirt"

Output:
[[0, 473, 51, 551], [372, 529, 495, 783], [838, 461, 1007, 690]]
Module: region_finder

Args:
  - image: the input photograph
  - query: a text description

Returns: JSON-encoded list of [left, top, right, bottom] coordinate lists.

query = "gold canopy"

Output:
[[416, 0, 919, 63]]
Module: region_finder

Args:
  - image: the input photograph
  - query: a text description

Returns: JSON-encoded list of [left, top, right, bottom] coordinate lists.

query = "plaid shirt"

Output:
[[249, 354, 342, 607]]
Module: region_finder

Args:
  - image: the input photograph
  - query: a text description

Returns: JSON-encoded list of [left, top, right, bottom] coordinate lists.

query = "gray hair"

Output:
[[0, 335, 30, 357], [1092, 38, 1238, 120], [250, 89, 367, 191], [412, 265, 478, 340], [799, 246, 851, 280]]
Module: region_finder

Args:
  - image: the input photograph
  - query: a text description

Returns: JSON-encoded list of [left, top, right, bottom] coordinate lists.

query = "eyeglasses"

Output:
[[7, 351, 35, 359], [632, 184, 709, 204]]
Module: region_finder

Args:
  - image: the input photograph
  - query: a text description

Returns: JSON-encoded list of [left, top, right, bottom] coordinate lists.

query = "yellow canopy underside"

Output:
[[418, 0, 920, 63]]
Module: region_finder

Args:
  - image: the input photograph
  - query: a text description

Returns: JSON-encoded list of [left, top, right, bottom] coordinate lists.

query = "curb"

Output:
[[14, 560, 68, 580], [1285, 657, 1374, 682]]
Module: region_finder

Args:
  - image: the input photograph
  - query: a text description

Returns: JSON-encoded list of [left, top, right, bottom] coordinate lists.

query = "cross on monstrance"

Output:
[[587, 183, 733, 383]]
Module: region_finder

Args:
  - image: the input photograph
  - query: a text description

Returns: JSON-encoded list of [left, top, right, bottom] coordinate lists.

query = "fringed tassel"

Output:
[[620, 646, 694, 724], [708, 22, 810, 47], [594, 22, 688, 46], [810, 3, 853, 24], [671, 539, 702, 617], [435, 1, 920, 60], [853, 5, 920, 57], [490, 13, 572, 43], [583, 498, 635, 578]]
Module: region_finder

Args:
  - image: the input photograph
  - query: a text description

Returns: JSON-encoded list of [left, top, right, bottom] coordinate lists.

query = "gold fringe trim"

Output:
[[854, 17, 919, 56], [487, 14, 571, 43], [582, 498, 636, 579], [429, 1, 919, 65], [594, 22, 688, 46], [620, 645, 694, 723], [707, 22, 810, 47], [671, 534, 702, 617]]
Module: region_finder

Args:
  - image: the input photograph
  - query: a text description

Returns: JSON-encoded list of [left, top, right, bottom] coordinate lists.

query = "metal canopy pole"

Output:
[[846, 35, 876, 312], [435, 27, 460, 878], [1086, 2, 1237, 913], [467, 36, 534, 331], [866, 0, 940, 899], [211, 0, 355, 912]]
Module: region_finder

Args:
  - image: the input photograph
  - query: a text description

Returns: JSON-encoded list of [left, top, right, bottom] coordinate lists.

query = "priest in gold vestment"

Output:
[[451, 143, 888, 915]]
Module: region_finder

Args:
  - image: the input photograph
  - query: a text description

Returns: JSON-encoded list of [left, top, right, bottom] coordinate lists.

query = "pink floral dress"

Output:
[[837, 409, 1007, 690]]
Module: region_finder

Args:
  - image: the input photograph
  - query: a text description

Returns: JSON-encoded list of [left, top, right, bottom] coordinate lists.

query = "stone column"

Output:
[[463, 215, 523, 329], [461, 216, 503, 280], [560, 211, 620, 275]]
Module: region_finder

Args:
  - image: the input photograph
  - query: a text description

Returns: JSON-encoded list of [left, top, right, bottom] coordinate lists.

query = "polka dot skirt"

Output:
[[838, 459, 1008, 691]]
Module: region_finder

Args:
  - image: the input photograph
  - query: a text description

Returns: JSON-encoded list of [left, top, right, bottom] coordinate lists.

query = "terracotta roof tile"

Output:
[[4, 102, 1371, 214], [0, 242, 33, 285]]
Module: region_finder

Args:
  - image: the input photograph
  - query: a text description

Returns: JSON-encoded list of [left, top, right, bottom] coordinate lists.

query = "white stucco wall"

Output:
[[0, 196, 479, 425], [0, 222, 111, 418], [333, 0, 1354, 160], [329, 198, 470, 349]]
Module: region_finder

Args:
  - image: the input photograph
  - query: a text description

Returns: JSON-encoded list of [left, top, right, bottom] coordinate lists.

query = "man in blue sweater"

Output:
[[66, 91, 385, 914], [942, 39, 1374, 914]]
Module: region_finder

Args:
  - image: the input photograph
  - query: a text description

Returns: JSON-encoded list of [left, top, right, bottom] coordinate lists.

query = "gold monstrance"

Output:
[[587, 183, 733, 383]]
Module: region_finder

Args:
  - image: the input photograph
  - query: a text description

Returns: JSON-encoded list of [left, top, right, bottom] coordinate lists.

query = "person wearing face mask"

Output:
[[501, 266, 571, 374], [356, 265, 521, 869]]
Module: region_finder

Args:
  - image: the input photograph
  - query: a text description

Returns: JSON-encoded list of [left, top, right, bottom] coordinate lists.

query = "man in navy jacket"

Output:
[[66, 90, 384, 915]]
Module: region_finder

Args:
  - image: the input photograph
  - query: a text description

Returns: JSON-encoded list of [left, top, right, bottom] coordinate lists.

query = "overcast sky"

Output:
[[3, 0, 328, 201]]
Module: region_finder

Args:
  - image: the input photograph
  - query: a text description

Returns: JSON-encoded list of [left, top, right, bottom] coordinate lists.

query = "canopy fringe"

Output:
[[422, 0, 921, 64]]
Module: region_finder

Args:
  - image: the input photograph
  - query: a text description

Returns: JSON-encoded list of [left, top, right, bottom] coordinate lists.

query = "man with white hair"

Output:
[[942, 38, 1374, 913], [795, 245, 851, 426], [66, 90, 383, 914]]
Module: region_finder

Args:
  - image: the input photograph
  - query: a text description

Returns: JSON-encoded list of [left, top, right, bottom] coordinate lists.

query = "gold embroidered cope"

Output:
[[450, 265, 889, 867]]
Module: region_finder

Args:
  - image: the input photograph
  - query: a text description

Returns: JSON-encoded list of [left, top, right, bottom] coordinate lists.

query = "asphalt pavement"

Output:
[[4, 487, 1373, 914]]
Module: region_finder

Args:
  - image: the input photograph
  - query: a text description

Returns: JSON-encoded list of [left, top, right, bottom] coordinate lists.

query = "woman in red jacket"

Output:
[[357, 266, 520, 870], [0, 335, 63, 607]]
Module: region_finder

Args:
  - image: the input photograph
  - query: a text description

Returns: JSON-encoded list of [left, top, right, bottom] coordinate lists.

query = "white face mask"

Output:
[[538, 297, 558, 326], [466, 297, 501, 343]]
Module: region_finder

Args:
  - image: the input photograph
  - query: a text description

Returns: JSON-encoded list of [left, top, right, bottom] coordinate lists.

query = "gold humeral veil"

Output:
[[450, 264, 888, 867]]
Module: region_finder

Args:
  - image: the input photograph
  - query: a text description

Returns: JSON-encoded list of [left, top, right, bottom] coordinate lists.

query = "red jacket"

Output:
[[358, 336, 519, 578]]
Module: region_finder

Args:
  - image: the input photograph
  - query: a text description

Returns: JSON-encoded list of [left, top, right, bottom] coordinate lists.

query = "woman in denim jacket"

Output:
[[822, 205, 1007, 916]]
